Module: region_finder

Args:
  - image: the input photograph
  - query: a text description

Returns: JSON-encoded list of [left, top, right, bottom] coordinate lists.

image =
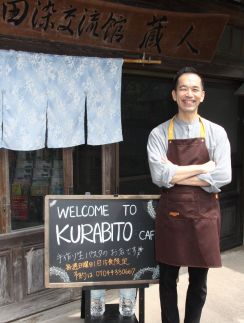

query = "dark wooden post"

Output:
[[62, 148, 74, 195], [0, 149, 10, 233], [102, 143, 118, 195]]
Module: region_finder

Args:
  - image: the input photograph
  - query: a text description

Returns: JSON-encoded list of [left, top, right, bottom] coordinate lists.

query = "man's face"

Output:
[[172, 73, 205, 115]]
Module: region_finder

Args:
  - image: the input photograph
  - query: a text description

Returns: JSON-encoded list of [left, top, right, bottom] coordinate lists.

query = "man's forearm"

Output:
[[170, 160, 215, 186], [170, 164, 208, 184], [176, 175, 210, 187]]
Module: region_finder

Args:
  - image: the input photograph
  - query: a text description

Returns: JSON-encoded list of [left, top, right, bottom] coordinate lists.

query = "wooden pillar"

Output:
[[0, 149, 10, 233], [102, 144, 118, 195], [62, 148, 74, 195]]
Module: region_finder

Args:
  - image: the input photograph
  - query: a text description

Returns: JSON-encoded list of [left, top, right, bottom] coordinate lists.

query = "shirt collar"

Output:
[[174, 115, 200, 126]]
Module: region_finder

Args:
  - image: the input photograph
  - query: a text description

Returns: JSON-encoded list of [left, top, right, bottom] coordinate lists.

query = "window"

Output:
[[9, 149, 63, 230]]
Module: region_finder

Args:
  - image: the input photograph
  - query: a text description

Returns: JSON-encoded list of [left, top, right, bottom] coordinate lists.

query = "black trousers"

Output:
[[159, 263, 209, 323]]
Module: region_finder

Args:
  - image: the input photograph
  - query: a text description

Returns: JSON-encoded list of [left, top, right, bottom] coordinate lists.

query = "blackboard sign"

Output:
[[45, 195, 160, 287]]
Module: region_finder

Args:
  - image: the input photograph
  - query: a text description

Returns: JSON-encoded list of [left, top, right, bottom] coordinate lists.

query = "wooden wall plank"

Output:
[[25, 246, 44, 295], [0, 251, 12, 306]]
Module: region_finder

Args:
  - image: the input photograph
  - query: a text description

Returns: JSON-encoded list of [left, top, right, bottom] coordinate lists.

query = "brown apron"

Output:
[[155, 117, 221, 268]]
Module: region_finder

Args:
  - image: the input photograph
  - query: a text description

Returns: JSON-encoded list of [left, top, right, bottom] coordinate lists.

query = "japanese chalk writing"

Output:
[[56, 246, 144, 264]]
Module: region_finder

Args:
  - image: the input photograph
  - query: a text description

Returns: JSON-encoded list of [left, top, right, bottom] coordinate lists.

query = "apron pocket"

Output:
[[198, 196, 219, 219], [167, 200, 197, 220]]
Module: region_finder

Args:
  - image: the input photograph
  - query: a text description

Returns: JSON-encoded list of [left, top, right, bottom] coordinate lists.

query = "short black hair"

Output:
[[173, 67, 204, 90]]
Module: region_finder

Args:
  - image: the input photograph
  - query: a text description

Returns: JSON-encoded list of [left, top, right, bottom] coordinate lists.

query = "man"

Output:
[[147, 67, 231, 323]]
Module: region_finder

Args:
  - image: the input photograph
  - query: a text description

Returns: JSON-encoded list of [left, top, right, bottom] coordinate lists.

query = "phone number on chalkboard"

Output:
[[74, 268, 136, 281]]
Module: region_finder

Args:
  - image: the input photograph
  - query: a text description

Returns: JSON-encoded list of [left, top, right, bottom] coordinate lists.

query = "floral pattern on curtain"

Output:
[[45, 54, 87, 148], [0, 49, 123, 150]]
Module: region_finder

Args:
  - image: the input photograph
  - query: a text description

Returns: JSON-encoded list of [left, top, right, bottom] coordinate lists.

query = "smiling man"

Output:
[[147, 67, 231, 323]]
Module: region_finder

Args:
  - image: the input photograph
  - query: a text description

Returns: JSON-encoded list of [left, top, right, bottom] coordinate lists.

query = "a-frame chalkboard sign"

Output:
[[45, 195, 160, 288]]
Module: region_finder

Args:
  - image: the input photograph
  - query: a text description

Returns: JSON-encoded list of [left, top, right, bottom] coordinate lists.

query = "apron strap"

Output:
[[168, 115, 206, 140]]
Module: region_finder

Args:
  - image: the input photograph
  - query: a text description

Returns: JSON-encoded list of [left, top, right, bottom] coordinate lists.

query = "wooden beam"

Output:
[[112, 0, 244, 29], [180, 0, 244, 29], [0, 0, 228, 62]]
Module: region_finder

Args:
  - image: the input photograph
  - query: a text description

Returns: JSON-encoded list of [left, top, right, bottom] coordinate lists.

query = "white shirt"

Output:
[[147, 116, 232, 193]]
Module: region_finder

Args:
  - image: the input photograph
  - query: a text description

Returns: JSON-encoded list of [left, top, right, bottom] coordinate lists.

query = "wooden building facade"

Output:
[[0, 0, 244, 321]]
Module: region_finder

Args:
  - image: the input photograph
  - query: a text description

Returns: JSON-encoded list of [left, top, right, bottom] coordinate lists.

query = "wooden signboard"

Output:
[[45, 194, 160, 288], [0, 0, 228, 62]]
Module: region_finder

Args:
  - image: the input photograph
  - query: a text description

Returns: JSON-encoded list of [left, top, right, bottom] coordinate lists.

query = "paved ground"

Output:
[[13, 246, 244, 323]]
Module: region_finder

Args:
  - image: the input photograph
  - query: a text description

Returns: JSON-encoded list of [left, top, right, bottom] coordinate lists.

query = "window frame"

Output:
[[0, 145, 116, 233]]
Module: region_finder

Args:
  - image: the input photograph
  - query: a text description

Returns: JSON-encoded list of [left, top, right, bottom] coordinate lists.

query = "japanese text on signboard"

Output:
[[1, 0, 228, 61]]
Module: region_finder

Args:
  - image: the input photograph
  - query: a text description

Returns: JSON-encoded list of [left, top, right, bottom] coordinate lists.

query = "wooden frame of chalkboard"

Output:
[[45, 194, 160, 288]]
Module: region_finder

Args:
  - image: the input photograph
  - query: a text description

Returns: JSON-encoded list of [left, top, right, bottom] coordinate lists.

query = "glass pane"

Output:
[[9, 149, 63, 230], [119, 73, 176, 194], [73, 145, 102, 194]]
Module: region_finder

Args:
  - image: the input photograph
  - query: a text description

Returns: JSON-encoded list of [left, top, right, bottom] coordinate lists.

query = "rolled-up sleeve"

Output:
[[198, 127, 232, 193], [147, 128, 178, 188]]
